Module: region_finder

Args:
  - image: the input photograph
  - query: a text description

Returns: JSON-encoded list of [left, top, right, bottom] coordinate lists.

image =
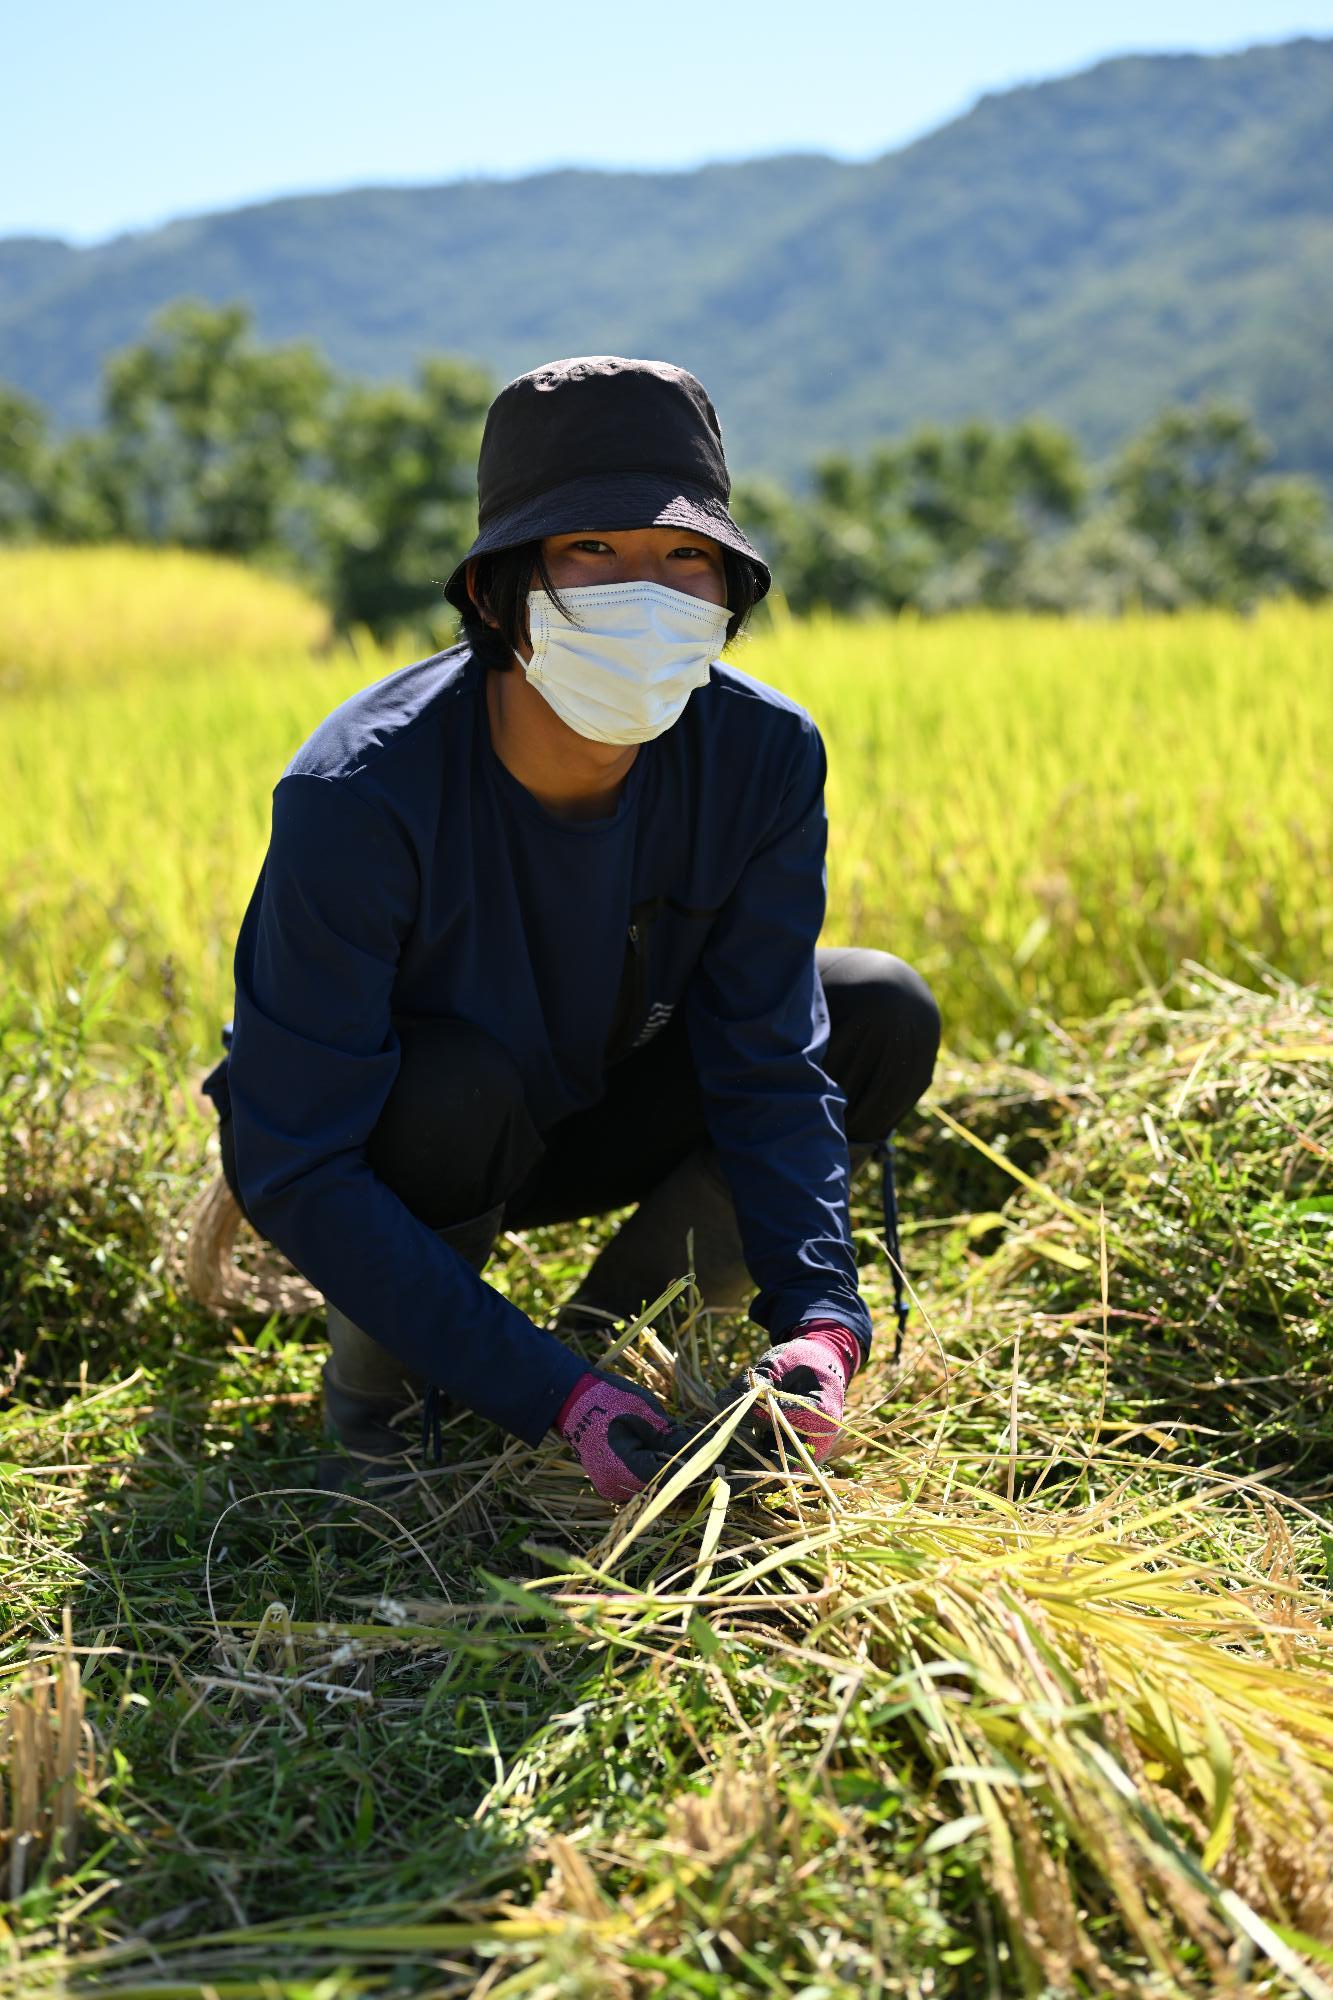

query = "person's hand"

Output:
[[554, 1368, 679, 1503], [724, 1318, 861, 1463]]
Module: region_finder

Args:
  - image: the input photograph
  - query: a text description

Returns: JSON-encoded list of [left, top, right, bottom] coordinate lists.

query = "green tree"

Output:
[[38, 431, 137, 543], [1006, 513, 1189, 614], [734, 470, 937, 615], [0, 385, 50, 540], [737, 419, 1087, 614], [1, 303, 492, 644], [95, 299, 334, 556], [1109, 403, 1333, 608], [886, 420, 1085, 610], [298, 357, 492, 641]]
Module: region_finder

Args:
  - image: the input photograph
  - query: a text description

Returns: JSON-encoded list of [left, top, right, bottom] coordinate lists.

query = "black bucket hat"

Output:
[[442, 354, 771, 613]]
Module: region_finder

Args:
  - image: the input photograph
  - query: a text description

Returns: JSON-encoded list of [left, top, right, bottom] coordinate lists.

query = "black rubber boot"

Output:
[[553, 1140, 877, 1338], [318, 1202, 506, 1498]]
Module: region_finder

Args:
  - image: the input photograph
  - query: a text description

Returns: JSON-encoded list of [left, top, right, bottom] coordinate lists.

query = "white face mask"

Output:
[[514, 581, 730, 745]]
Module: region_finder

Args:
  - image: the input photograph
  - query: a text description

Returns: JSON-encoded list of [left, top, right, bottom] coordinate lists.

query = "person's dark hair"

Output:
[[456, 539, 763, 669]]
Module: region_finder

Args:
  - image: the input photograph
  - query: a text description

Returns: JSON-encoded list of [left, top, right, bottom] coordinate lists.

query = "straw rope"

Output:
[[170, 1169, 324, 1317]]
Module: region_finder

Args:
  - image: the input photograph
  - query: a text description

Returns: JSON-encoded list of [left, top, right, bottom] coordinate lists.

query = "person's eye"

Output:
[[670, 543, 715, 560], [566, 538, 614, 554]]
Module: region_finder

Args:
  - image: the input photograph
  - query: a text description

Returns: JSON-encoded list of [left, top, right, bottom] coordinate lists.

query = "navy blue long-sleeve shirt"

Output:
[[202, 640, 873, 1447]]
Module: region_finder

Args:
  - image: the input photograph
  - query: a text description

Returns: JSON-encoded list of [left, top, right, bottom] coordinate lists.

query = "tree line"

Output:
[[3, 300, 1331, 640]]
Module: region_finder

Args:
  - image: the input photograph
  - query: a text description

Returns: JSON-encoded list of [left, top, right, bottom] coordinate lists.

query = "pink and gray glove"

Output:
[[726, 1317, 862, 1463], [554, 1368, 678, 1503]]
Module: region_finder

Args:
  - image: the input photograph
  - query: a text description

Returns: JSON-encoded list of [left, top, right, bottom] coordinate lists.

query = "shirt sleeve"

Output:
[[683, 716, 873, 1357], [226, 771, 586, 1447]]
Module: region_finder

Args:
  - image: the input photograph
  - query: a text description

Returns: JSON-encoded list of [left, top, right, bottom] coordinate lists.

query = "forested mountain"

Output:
[[2, 37, 1330, 481]]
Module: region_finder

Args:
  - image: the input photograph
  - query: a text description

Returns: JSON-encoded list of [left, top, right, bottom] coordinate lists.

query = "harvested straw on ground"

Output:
[[4, 968, 1330, 1996]]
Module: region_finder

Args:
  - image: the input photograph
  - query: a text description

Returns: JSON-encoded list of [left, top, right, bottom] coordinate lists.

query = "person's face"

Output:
[[539, 525, 728, 606]]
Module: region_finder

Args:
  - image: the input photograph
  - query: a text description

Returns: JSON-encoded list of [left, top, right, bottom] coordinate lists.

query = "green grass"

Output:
[[3, 960, 1330, 1996], [1, 550, 1331, 1995]]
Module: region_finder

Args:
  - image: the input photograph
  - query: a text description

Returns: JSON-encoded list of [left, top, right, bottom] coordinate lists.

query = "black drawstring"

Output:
[[874, 1134, 911, 1360], [420, 1383, 443, 1466]]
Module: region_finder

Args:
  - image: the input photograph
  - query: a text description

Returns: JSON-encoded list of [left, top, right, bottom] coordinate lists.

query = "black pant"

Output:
[[219, 946, 940, 1235]]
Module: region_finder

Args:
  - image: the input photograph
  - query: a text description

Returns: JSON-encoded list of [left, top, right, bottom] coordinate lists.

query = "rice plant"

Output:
[[0, 548, 1329, 1056], [0, 549, 1330, 1994]]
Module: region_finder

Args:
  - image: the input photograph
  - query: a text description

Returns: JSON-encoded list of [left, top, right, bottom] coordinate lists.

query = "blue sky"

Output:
[[8, 0, 1332, 244]]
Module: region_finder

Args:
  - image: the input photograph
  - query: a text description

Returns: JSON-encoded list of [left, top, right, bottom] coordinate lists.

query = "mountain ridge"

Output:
[[3, 37, 1330, 482]]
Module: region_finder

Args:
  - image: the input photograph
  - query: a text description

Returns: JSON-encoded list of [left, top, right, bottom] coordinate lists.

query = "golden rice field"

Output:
[[2, 544, 1329, 1060], [2, 544, 1331, 1997]]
